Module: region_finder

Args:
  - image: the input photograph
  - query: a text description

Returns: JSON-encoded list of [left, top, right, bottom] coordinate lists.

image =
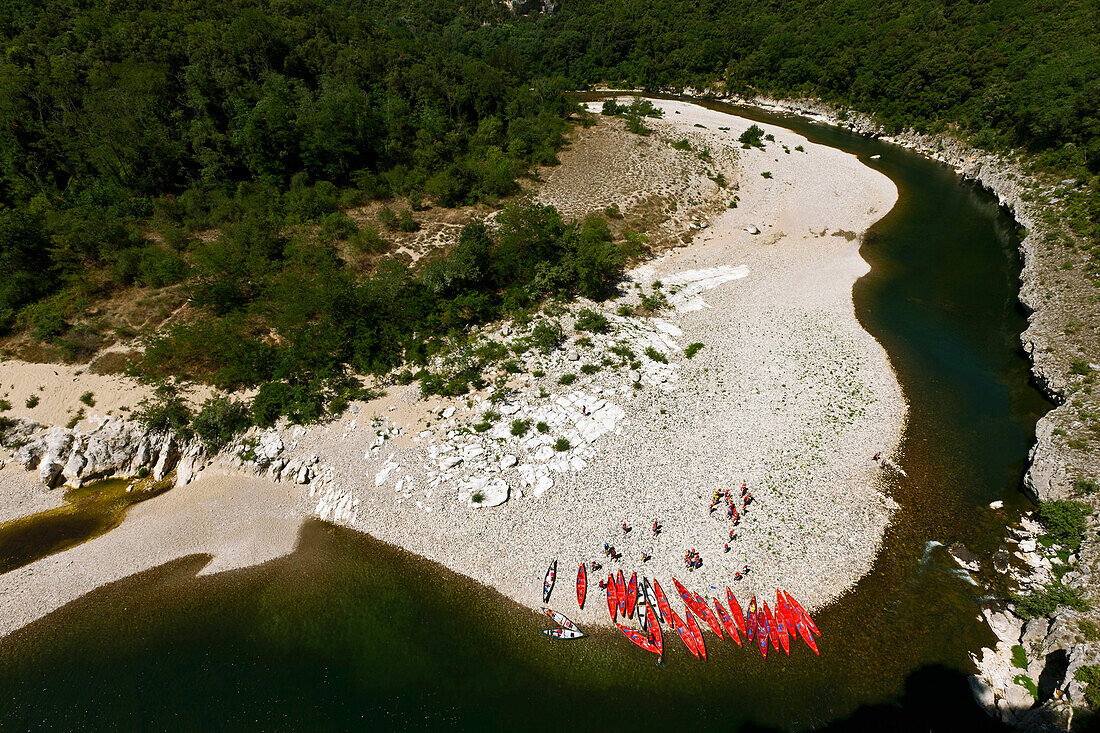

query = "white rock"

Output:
[[500, 455, 518, 469]]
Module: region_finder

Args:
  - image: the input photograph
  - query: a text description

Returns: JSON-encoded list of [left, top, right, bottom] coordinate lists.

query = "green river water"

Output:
[[0, 99, 1052, 731]]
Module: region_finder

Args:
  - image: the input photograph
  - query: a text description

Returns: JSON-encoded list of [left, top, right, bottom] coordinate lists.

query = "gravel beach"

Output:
[[0, 99, 903, 635]]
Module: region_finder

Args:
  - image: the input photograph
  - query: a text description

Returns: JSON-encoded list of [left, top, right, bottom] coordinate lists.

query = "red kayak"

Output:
[[726, 588, 747, 638], [626, 573, 638, 619], [774, 592, 790, 656], [672, 578, 704, 617], [653, 580, 673, 624], [668, 608, 699, 658], [747, 596, 757, 642], [616, 570, 627, 616], [714, 599, 742, 646], [764, 602, 780, 652], [606, 574, 618, 620], [646, 604, 663, 655], [577, 564, 587, 610], [617, 623, 660, 654], [792, 610, 820, 655], [784, 591, 820, 637], [685, 608, 707, 660], [693, 591, 723, 639], [756, 604, 769, 659]]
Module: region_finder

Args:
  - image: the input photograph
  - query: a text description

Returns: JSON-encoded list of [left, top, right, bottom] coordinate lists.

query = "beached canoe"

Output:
[[773, 593, 790, 656], [693, 591, 723, 639], [764, 602, 780, 652], [642, 577, 659, 623], [653, 579, 673, 624], [626, 572, 638, 619], [647, 603, 663, 655], [784, 591, 820, 637], [617, 623, 660, 654], [714, 599, 742, 647], [606, 574, 618, 620], [685, 608, 707, 660], [747, 596, 758, 642], [793, 612, 820, 655], [636, 580, 649, 633], [542, 607, 581, 633], [727, 588, 747, 638], [576, 564, 586, 610], [668, 609, 699, 659], [616, 570, 627, 617], [672, 578, 704, 617], [543, 560, 557, 603], [542, 627, 586, 640], [756, 605, 769, 659]]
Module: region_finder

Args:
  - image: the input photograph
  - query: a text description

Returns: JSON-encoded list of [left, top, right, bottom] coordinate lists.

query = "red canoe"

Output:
[[626, 573, 638, 619], [668, 609, 699, 658], [617, 623, 660, 654], [747, 596, 757, 642], [774, 592, 790, 656], [606, 574, 617, 620], [714, 599, 742, 646], [726, 588, 747, 637], [672, 578, 704, 617], [764, 602, 780, 652], [646, 603, 663, 655], [685, 608, 707, 660], [756, 604, 769, 659], [577, 564, 587, 610], [693, 591, 723, 639], [793, 612, 820, 655], [616, 570, 627, 616], [653, 579, 673, 624], [784, 591, 820, 637]]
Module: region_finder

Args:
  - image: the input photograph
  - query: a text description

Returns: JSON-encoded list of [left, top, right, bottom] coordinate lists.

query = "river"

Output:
[[0, 98, 1051, 731]]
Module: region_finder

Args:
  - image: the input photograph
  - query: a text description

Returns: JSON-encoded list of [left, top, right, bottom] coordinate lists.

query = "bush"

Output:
[[531, 321, 563, 353], [349, 225, 389, 254], [1074, 478, 1099, 494], [135, 383, 193, 436], [645, 346, 667, 364], [1074, 665, 1100, 709], [761, 171, 773, 179], [79, 391, 96, 407], [1038, 499, 1090, 551], [739, 124, 765, 148], [0, 399, 10, 412], [511, 419, 530, 436], [554, 437, 571, 451], [1012, 581, 1089, 619], [25, 395, 39, 408], [685, 342, 704, 359], [1071, 359, 1093, 375], [536, 421, 549, 433], [559, 373, 577, 385], [580, 363, 599, 375], [320, 212, 359, 240], [575, 308, 610, 333], [191, 396, 252, 451]]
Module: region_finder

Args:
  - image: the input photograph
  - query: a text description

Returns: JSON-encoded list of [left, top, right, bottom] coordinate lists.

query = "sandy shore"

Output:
[[0, 99, 903, 636]]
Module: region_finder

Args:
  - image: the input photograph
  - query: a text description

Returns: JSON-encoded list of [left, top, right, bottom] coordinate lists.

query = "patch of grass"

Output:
[[644, 346, 667, 364], [554, 437, 571, 451], [559, 373, 577, 385], [482, 409, 501, 422], [1080, 619, 1100, 641], [1071, 359, 1094, 376], [684, 342, 704, 359], [575, 308, 610, 334], [616, 304, 635, 317], [79, 391, 95, 407], [66, 408, 85, 429], [1011, 644, 1028, 669], [0, 399, 10, 412], [536, 421, 549, 433], [511, 419, 530, 437], [760, 171, 773, 179], [580, 363, 600, 375], [25, 395, 39, 408], [1038, 499, 1091, 551], [532, 369, 545, 378], [1012, 674, 1038, 699], [672, 139, 692, 151], [473, 421, 492, 433], [471, 490, 485, 504], [1074, 665, 1100, 709], [1074, 478, 1098, 495]]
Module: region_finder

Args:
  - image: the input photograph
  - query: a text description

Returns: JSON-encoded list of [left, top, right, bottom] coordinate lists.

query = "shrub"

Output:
[[738, 124, 765, 148], [471, 490, 485, 503], [79, 391, 96, 407], [575, 308, 610, 333], [684, 342, 704, 359], [536, 421, 549, 433], [511, 419, 530, 436], [531, 322, 563, 353], [1071, 359, 1093, 375], [0, 399, 10, 412], [1038, 500, 1090, 551], [320, 212, 359, 240], [554, 437, 571, 451], [580, 364, 599, 375], [135, 383, 192, 436], [559, 373, 577, 385], [191, 397, 252, 451], [1012, 581, 1089, 619], [1080, 619, 1100, 641], [761, 171, 773, 179], [1074, 478, 1098, 494], [1011, 644, 1028, 669], [25, 395, 39, 408], [1074, 665, 1100, 709], [645, 346, 667, 364], [349, 225, 389, 254], [474, 421, 492, 432], [672, 139, 692, 151]]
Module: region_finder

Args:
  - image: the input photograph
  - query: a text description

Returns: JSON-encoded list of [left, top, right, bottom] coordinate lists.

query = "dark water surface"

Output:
[[0, 99, 1051, 731]]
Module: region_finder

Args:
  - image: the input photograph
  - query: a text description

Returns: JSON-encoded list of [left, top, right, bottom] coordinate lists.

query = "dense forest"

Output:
[[0, 0, 1097, 431]]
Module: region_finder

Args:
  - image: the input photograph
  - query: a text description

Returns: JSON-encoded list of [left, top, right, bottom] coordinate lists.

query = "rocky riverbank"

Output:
[[704, 90, 1100, 730]]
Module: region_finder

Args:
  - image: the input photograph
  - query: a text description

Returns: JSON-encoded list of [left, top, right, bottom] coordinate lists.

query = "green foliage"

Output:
[[1074, 665, 1100, 709], [554, 437, 571, 451], [559, 373, 577, 385], [511, 419, 530, 437], [1011, 644, 1028, 669], [536, 421, 549, 433], [1012, 674, 1038, 700], [1075, 478, 1099, 495], [645, 346, 668, 364], [0, 399, 10, 412], [1072, 359, 1094, 375], [135, 383, 192, 437], [684, 342, 705, 359], [761, 171, 774, 179], [739, 125, 766, 148], [25, 395, 39, 408], [79, 391, 96, 407], [580, 363, 599, 375], [531, 321, 564, 354], [1012, 581, 1090, 619], [672, 139, 693, 151], [1080, 619, 1100, 641], [1038, 500, 1091, 551], [575, 309, 610, 334], [191, 397, 252, 451]]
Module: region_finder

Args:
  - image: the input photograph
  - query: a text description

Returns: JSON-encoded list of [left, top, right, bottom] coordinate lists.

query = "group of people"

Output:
[[683, 547, 703, 570], [602, 542, 622, 561]]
